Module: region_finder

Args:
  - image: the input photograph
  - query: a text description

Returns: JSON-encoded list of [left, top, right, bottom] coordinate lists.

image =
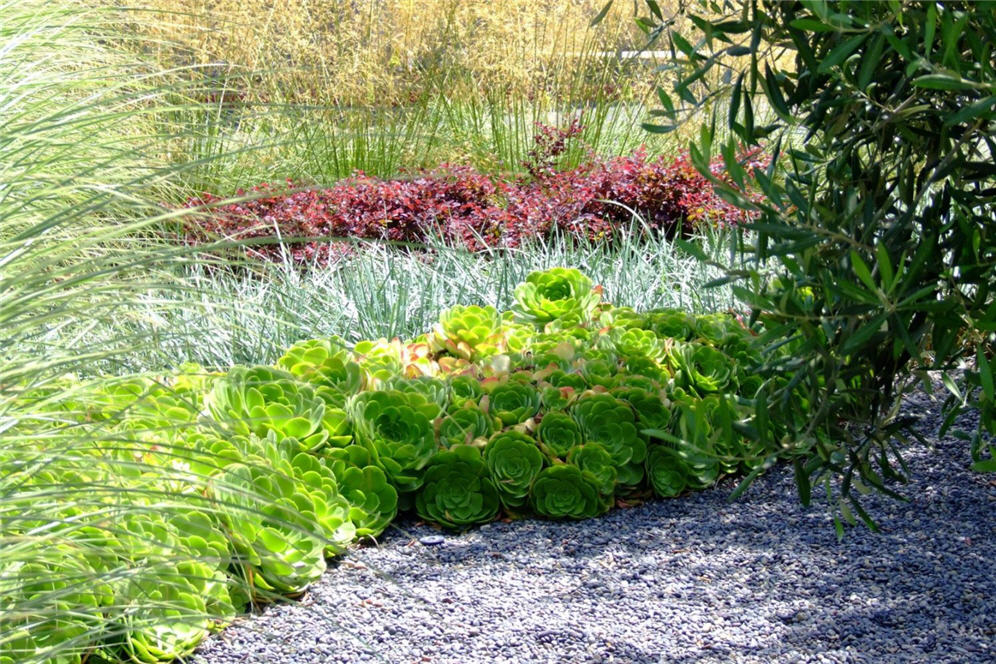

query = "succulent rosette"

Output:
[[611, 386, 673, 433], [578, 356, 617, 388], [323, 446, 399, 537], [647, 309, 697, 340], [484, 381, 541, 426], [611, 327, 666, 362], [511, 267, 601, 327], [288, 450, 356, 554], [352, 338, 404, 385], [448, 374, 484, 410], [645, 445, 689, 497], [536, 411, 584, 459], [529, 465, 607, 520], [0, 546, 113, 664], [105, 512, 239, 663], [667, 341, 736, 394], [276, 337, 362, 402], [438, 404, 498, 448], [415, 445, 501, 531], [347, 390, 441, 492], [384, 375, 450, 411], [483, 431, 545, 508], [567, 443, 618, 496], [571, 394, 646, 471], [599, 305, 648, 330], [212, 459, 327, 597], [693, 312, 745, 346], [206, 366, 329, 452], [431, 304, 502, 360]]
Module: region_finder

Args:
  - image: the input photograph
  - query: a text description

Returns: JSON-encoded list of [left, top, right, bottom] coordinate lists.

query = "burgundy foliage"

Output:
[[182, 124, 767, 265]]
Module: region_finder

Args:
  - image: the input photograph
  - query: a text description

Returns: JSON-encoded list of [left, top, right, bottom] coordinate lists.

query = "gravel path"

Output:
[[193, 384, 995, 664]]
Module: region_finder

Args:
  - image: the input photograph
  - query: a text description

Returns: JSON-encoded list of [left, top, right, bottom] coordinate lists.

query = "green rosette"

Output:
[[485, 381, 540, 426], [511, 267, 601, 327], [448, 374, 484, 410], [212, 460, 327, 597], [645, 445, 689, 498], [415, 445, 501, 531], [431, 304, 502, 360], [324, 446, 398, 538], [205, 366, 329, 452], [384, 375, 450, 411], [611, 386, 673, 433], [567, 443, 618, 496], [667, 341, 735, 394], [611, 327, 666, 362], [646, 309, 697, 341], [347, 390, 441, 493], [483, 431, 545, 508], [438, 404, 497, 448], [276, 337, 362, 405], [571, 394, 646, 471], [529, 465, 606, 520], [536, 411, 583, 459]]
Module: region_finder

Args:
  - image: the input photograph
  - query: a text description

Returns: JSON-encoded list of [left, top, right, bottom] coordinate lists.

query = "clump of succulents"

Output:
[[5, 267, 785, 664]]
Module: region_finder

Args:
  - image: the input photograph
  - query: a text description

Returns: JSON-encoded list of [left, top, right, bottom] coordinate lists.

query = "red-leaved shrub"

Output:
[[182, 125, 766, 265]]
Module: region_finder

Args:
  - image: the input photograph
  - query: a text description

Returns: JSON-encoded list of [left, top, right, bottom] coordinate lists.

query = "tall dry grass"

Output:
[[95, 0, 659, 106]]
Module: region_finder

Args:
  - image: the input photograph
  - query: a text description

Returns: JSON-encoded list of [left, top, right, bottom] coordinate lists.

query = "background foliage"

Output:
[[609, 0, 996, 530]]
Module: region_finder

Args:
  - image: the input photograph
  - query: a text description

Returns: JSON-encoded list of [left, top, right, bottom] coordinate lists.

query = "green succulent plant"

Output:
[[352, 338, 404, 385], [347, 390, 441, 493], [611, 386, 673, 433], [647, 309, 697, 341], [611, 327, 666, 362], [383, 375, 449, 411], [571, 394, 646, 472], [567, 443, 618, 496], [645, 445, 689, 498], [276, 337, 363, 405], [211, 458, 327, 597], [484, 381, 540, 426], [668, 342, 736, 395], [512, 267, 601, 327], [536, 411, 584, 459], [0, 546, 113, 664], [578, 356, 617, 388], [529, 464, 607, 520], [431, 304, 502, 360], [323, 446, 399, 538], [599, 306, 647, 330], [206, 366, 330, 452], [693, 312, 745, 346], [438, 404, 497, 448], [483, 431, 545, 508], [448, 374, 484, 410], [415, 445, 501, 531]]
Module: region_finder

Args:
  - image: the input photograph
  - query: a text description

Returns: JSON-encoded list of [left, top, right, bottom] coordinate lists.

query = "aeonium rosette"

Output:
[[205, 366, 330, 452], [415, 445, 501, 531], [571, 393, 646, 474], [430, 304, 503, 360], [483, 430, 545, 509], [529, 464, 607, 520], [511, 267, 601, 328], [276, 337, 362, 405], [346, 389, 442, 493]]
